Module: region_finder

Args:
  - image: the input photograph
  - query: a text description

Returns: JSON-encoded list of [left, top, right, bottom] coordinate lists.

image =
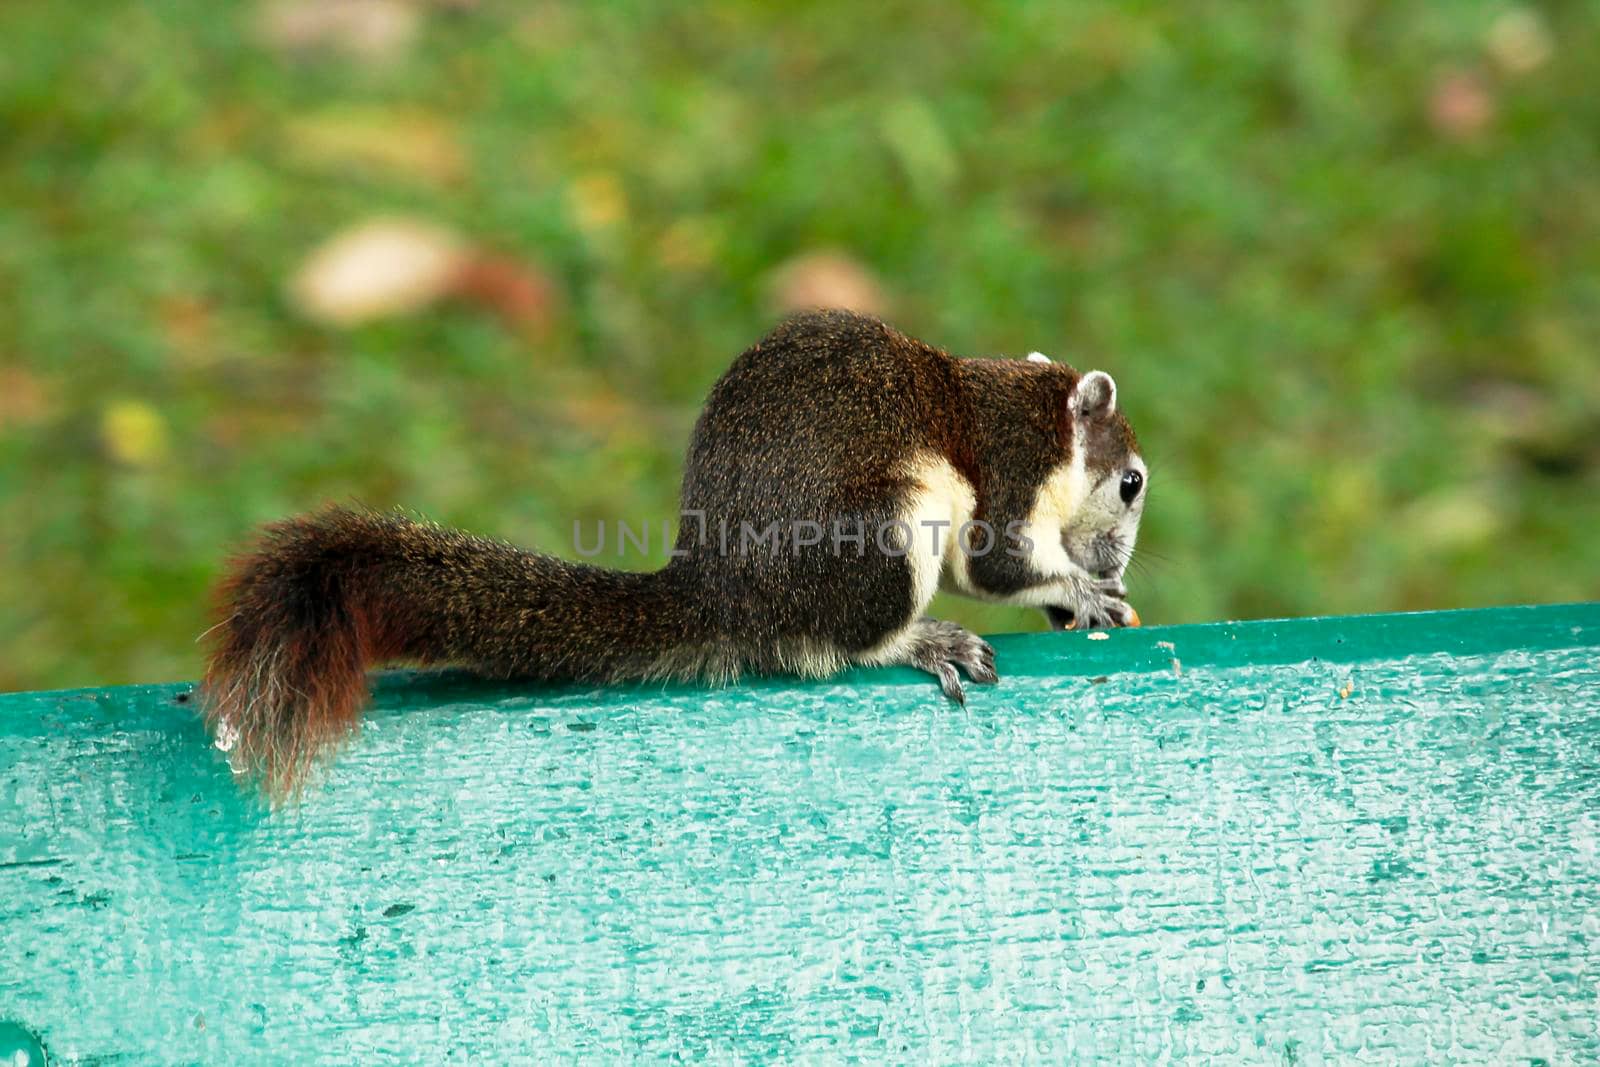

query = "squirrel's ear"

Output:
[[1070, 370, 1117, 420]]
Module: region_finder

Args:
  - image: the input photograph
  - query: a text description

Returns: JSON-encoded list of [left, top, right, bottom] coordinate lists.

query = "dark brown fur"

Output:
[[202, 310, 1139, 797]]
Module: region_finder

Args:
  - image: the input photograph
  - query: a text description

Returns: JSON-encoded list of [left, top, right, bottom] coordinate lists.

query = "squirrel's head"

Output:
[[1060, 369, 1146, 580]]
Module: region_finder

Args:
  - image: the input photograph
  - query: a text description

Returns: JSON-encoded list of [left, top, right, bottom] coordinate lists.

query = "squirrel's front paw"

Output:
[[1048, 577, 1136, 631]]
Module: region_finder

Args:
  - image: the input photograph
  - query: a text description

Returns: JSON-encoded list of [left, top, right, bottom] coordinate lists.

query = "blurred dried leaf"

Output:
[[158, 296, 216, 366], [1468, 380, 1600, 477], [449, 253, 561, 336], [289, 217, 468, 326], [256, 0, 420, 63], [1464, 379, 1549, 443], [560, 381, 645, 435], [0, 367, 54, 429], [1427, 69, 1495, 141], [101, 400, 169, 468], [1485, 9, 1552, 75], [768, 251, 889, 316], [283, 107, 467, 186]]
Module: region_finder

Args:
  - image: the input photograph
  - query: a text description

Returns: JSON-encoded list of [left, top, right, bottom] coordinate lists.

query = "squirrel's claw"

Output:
[[1047, 575, 1138, 631], [936, 661, 967, 704], [964, 641, 999, 685]]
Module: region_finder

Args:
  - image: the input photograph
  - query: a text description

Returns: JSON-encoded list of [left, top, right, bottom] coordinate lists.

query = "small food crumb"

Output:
[[1087, 632, 1109, 641], [1339, 680, 1353, 699]]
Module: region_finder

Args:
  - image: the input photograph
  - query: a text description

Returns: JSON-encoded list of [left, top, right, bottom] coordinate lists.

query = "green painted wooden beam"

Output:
[[3, 604, 1598, 1063]]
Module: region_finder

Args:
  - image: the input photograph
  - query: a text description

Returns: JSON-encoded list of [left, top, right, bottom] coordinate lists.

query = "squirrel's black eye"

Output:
[[1119, 470, 1143, 505]]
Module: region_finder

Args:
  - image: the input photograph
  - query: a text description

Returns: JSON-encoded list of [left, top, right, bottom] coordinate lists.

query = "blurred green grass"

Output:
[[2, 0, 1598, 690]]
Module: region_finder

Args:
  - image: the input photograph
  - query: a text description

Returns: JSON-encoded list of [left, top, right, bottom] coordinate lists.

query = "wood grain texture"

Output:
[[3, 604, 1598, 1063]]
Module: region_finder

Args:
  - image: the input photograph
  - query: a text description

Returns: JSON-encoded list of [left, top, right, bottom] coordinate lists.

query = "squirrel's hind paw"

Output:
[[901, 618, 998, 704]]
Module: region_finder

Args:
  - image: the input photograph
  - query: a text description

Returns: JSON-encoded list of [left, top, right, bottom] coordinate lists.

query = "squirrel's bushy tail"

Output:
[[201, 506, 702, 798]]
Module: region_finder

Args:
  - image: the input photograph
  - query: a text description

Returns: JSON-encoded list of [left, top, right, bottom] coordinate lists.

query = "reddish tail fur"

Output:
[[202, 510, 404, 799], [201, 507, 698, 799]]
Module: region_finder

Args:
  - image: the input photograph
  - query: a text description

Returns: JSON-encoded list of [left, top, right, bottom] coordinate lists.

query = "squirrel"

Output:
[[202, 309, 1147, 796]]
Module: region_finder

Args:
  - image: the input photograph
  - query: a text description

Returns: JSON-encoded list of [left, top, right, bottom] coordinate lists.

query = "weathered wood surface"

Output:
[[2, 604, 1598, 1063]]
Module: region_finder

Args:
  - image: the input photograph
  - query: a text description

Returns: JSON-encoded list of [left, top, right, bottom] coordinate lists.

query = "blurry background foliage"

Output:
[[2, 0, 1598, 690]]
